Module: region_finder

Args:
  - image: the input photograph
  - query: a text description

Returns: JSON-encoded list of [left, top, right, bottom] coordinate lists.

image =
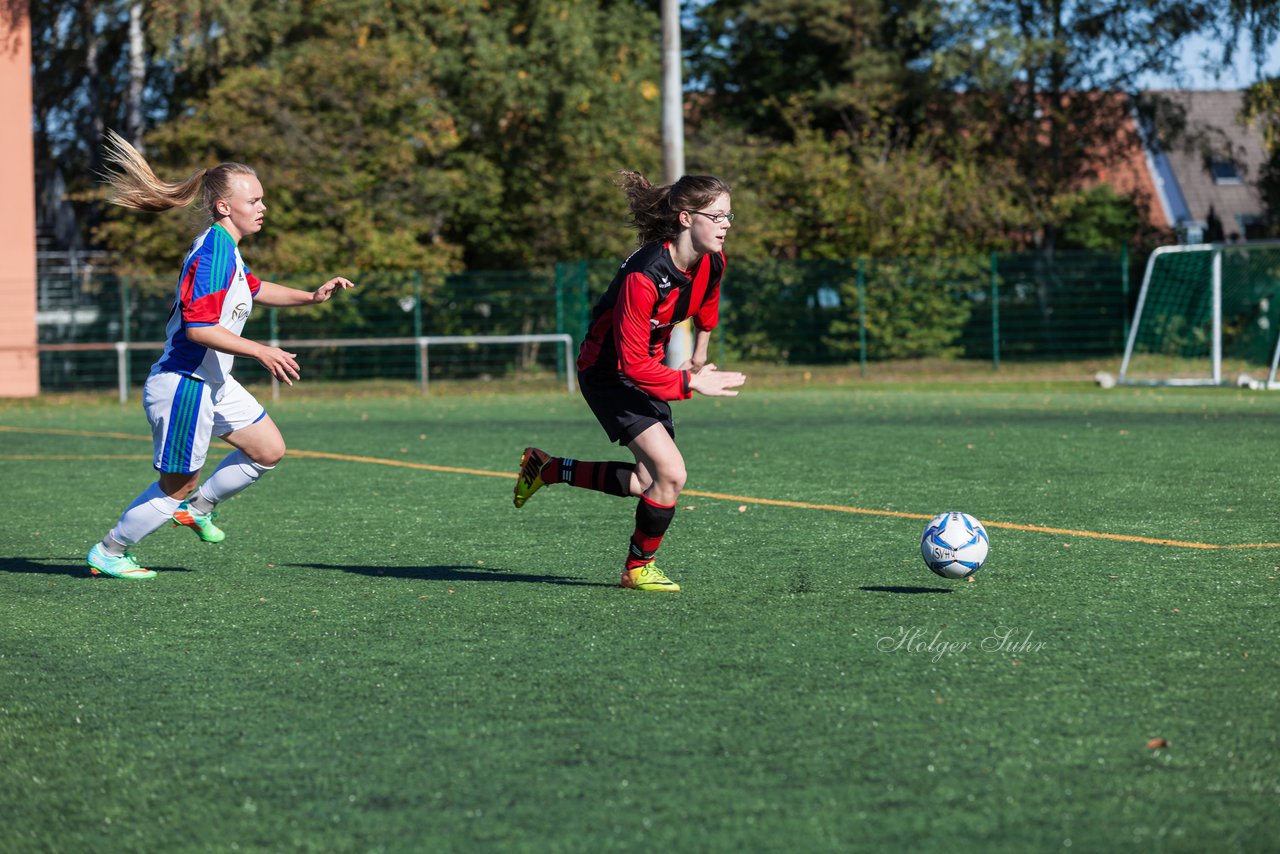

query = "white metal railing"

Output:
[[36, 334, 577, 403]]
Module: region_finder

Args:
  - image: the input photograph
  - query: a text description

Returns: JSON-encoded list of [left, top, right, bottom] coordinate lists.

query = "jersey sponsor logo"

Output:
[[230, 302, 251, 323]]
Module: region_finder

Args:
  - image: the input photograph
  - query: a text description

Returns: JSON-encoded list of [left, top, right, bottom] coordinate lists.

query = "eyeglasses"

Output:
[[689, 211, 735, 224]]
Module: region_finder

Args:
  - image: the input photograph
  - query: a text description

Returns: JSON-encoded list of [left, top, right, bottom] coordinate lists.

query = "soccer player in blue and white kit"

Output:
[[86, 131, 355, 579]]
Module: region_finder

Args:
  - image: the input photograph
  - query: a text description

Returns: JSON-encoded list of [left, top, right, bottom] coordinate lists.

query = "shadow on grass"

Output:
[[859, 585, 953, 594], [286, 562, 614, 587], [0, 556, 194, 576]]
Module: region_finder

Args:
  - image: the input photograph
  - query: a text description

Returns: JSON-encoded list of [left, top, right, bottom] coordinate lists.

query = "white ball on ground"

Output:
[[920, 511, 990, 580]]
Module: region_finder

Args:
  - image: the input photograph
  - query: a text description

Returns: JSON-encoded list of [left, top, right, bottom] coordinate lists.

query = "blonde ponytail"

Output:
[[101, 129, 257, 222]]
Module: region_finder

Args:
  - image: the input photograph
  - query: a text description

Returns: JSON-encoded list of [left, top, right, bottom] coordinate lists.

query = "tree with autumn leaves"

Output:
[[21, 0, 1280, 281]]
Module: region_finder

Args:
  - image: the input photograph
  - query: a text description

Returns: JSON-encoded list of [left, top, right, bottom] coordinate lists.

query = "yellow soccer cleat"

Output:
[[513, 447, 550, 508], [621, 561, 681, 592]]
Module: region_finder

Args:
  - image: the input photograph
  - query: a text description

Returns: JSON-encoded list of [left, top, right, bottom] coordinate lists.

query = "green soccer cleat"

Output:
[[621, 561, 681, 592], [87, 543, 156, 579], [513, 447, 550, 508], [172, 502, 226, 543]]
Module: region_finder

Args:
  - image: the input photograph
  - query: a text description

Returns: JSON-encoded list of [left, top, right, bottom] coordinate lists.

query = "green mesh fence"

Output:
[[1119, 242, 1280, 384], [688, 251, 1128, 366], [978, 250, 1131, 361], [36, 251, 1133, 395]]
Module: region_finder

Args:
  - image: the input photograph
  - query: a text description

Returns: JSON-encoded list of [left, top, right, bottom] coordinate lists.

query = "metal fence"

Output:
[[36, 250, 1133, 395], [37, 269, 573, 395]]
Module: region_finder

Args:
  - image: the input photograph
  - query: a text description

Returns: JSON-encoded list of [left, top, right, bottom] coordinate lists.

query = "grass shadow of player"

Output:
[[0, 556, 194, 576], [286, 562, 615, 587]]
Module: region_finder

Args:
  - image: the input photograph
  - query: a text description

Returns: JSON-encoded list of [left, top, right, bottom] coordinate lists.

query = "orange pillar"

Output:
[[0, 3, 38, 397]]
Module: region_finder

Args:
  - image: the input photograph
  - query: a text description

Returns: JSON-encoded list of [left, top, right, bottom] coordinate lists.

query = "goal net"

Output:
[[1118, 241, 1280, 386]]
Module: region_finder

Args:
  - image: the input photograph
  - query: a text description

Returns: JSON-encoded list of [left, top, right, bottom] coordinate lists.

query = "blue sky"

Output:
[[678, 1, 1278, 91], [1141, 30, 1280, 89]]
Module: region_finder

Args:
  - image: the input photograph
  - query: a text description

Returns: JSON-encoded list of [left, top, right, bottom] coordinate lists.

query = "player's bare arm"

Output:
[[185, 324, 300, 385], [254, 277, 355, 307]]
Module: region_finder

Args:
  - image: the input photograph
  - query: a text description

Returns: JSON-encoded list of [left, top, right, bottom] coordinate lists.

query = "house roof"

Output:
[[1144, 90, 1268, 238], [1083, 108, 1168, 228]]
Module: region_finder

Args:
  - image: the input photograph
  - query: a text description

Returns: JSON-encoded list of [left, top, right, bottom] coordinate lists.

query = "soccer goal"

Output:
[[1117, 241, 1280, 387]]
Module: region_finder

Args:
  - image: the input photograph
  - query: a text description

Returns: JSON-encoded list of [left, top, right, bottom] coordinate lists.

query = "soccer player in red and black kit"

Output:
[[513, 172, 746, 591]]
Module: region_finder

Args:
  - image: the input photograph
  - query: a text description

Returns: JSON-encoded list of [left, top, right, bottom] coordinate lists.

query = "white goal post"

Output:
[[1117, 240, 1280, 388]]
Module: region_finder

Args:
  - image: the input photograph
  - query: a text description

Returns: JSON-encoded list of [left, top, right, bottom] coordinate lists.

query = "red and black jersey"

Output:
[[577, 242, 725, 401]]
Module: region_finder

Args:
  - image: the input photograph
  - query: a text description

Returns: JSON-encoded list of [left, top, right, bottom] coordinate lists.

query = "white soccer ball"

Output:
[[920, 511, 990, 579]]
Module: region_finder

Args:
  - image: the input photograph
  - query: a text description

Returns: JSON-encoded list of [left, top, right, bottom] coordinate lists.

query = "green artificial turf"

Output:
[[1, 382, 1277, 851]]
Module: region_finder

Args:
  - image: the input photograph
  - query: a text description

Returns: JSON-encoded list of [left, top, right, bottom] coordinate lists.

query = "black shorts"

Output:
[[579, 368, 675, 446]]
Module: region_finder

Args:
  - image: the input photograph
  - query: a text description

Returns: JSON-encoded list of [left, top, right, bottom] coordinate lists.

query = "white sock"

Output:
[[98, 534, 129, 557], [108, 482, 182, 547], [193, 450, 274, 509]]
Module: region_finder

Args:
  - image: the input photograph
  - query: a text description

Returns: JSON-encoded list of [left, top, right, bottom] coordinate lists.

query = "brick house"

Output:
[[1139, 90, 1271, 242]]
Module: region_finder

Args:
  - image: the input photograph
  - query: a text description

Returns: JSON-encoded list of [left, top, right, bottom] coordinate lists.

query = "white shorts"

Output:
[[143, 372, 266, 474]]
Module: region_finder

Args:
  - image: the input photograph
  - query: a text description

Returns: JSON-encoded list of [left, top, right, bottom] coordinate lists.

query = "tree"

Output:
[[688, 0, 948, 145], [936, 1, 1221, 251], [28, 0, 303, 245], [1053, 184, 1160, 251], [125, 0, 144, 145], [1242, 76, 1280, 236], [424, 0, 665, 269], [698, 120, 1030, 360], [46, 1, 663, 274], [1214, 0, 1280, 82], [96, 30, 472, 282], [91, 0, 665, 277], [29, 0, 124, 243]]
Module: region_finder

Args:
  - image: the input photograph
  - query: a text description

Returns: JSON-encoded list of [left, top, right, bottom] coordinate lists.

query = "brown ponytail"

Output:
[[617, 170, 732, 245]]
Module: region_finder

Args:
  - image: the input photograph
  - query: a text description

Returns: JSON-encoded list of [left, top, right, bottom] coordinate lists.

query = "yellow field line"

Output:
[[4, 425, 1277, 550], [288, 449, 512, 479], [674, 489, 1274, 549], [0, 425, 157, 442], [1, 454, 154, 461]]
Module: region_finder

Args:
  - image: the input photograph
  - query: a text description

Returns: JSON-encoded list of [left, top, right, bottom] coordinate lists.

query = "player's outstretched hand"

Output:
[[311, 277, 356, 304], [688, 363, 746, 397], [255, 345, 301, 386]]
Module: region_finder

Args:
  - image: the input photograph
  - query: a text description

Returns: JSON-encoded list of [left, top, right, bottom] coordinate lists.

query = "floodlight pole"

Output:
[[662, 0, 692, 367], [661, 0, 685, 183]]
